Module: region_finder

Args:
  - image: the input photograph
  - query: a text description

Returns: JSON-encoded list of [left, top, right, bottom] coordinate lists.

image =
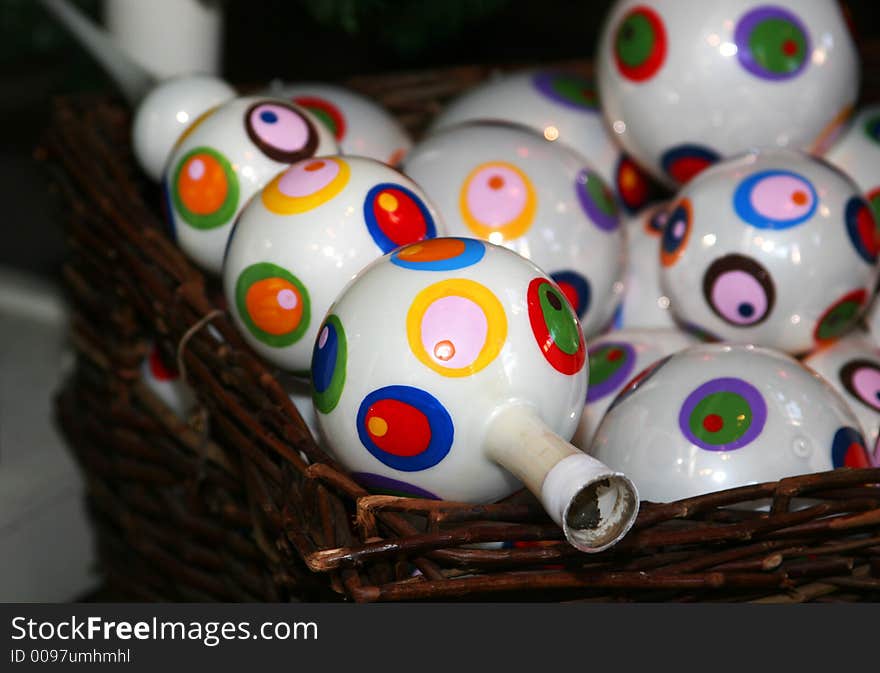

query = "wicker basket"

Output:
[[40, 56, 880, 603]]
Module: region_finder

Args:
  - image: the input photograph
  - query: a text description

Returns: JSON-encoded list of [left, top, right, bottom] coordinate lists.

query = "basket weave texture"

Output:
[[40, 56, 880, 602]]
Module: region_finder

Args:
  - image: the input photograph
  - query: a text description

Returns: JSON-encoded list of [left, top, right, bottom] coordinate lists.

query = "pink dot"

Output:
[[188, 159, 205, 180], [318, 325, 329, 349], [277, 288, 298, 310]]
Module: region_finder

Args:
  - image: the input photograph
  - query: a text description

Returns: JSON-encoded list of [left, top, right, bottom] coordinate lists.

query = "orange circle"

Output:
[[791, 190, 808, 206], [397, 238, 467, 262], [305, 160, 325, 172], [178, 153, 229, 215], [245, 277, 303, 336]]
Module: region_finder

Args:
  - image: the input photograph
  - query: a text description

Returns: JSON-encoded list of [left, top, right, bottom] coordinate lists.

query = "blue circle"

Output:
[[845, 195, 878, 265], [356, 385, 454, 472], [312, 321, 339, 395], [550, 270, 591, 319], [733, 170, 818, 229], [260, 110, 278, 123], [660, 144, 720, 183], [662, 201, 689, 256], [831, 426, 867, 468], [363, 183, 437, 253], [390, 237, 486, 271]]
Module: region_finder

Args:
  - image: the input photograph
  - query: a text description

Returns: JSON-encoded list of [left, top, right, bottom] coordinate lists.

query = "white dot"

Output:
[[277, 289, 298, 310], [176, 110, 190, 124], [613, 120, 626, 135]]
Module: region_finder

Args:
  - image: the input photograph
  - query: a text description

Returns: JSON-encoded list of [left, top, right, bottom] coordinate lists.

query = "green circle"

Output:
[[816, 300, 861, 341], [312, 315, 347, 414], [688, 391, 752, 446], [869, 193, 880, 225], [235, 262, 311, 348], [616, 12, 655, 68], [171, 146, 240, 230], [589, 344, 627, 386], [748, 18, 807, 75], [539, 283, 580, 355], [552, 76, 598, 110], [308, 107, 339, 137], [586, 173, 618, 218]]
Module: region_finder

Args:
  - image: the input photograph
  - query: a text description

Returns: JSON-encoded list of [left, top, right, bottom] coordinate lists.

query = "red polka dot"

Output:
[[608, 348, 624, 362], [702, 414, 723, 433], [782, 39, 798, 56]]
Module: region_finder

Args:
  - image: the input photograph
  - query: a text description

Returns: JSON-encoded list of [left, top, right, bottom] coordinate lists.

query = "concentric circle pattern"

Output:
[[235, 262, 310, 348], [614, 5, 667, 82], [814, 289, 868, 344], [734, 6, 811, 81], [575, 169, 619, 231], [356, 386, 454, 472], [292, 95, 346, 141], [170, 146, 239, 230], [831, 426, 871, 468], [363, 183, 437, 253], [407, 278, 507, 377], [527, 277, 586, 375], [678, 377, 768, 451], [391, 238, 486, 271], [262, 158, 350, 215], [844, 196, 880, 265], [660, 198, 692, 267], [311, 314, 347, 414], [660, 144, 720, 185], [244, 100, 319, 162], [459, 162, 537, 240], [839, 359, 880, 413], [702, 254, 776, 327], [532, 72, 599, 111], [586, 342, 636, 403], [550, 270, 591, 319], [733, 169, 817, 230]]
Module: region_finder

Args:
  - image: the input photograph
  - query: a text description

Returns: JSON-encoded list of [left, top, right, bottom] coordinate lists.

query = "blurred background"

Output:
[[0, 0, 879, 602]]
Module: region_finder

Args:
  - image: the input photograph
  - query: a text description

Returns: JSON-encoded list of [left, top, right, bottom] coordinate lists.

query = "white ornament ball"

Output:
[[403, 122, 626, 337], [659, 149, 878, 354], [132, 74, 235, 182], [596, 0, 859, 187], [268, 81, 413, 165], [592, 343, 870, 502], [163, 95, 338, 273]]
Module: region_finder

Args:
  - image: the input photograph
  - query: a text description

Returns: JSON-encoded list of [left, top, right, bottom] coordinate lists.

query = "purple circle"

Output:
[[678, 377, 768, 452], [351, 472, 440, 499], [575, 169, 619, 232], [734, 6, 811, 81], [531, 71, 598, 112], [586, 342, 637, 403]]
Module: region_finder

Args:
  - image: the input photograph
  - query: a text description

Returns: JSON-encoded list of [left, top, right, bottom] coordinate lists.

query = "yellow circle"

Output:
[[459, 161, 537, 241], [406, 278, 508, 378], [378, 192, 399, 212], [367, 416, 388, 437], [261, 158, 351, 215]]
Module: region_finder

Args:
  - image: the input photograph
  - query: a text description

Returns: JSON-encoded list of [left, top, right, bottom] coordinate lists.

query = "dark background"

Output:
[[2, 0, 879, 276]]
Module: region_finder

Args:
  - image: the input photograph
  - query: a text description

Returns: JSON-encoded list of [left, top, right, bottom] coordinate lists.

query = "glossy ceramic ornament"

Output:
[[824, 104, 880, 225], [313, 237, 639, 552], [140, 342, 196, 421], [596, 0, 859, 188], [617, 202, 677, 329], [573, 327, 697, 451], [223, 155, 443, 374], [804, 333, 880, 454], [659, 149, 879, 354], [163, 95, 339, 273], [267, 81, 413, 165], [132, 74, 236, 181], [429, 69, 659, 213], [592, 343, 871, 502], [403, 122, 626, 337]]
